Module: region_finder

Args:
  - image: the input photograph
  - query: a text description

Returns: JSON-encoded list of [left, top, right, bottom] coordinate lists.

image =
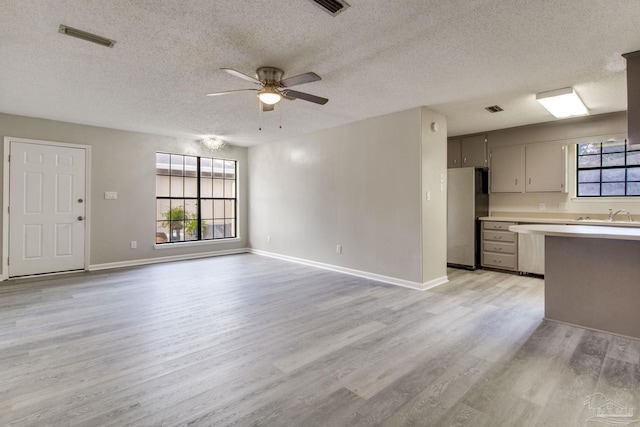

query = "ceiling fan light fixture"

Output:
[[257, 87, 282, 105], [536, 87, 589, 118]]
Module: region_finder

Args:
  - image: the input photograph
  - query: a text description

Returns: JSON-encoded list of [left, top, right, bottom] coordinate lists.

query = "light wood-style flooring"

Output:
[[1, 254, 638, 426]]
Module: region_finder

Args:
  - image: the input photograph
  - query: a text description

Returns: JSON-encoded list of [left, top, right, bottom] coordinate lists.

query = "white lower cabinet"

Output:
[[481, 221, 518, 271], [517, 231, 545, 275], [481, 220, 545, 275]]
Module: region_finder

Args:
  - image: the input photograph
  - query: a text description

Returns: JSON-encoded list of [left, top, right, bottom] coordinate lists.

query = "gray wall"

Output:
[[248, 107, 447, 286], [420, 108, 448, 285], [2, 107, 448, 287], [486, 112, 638, 216], [0, 113, 248, 273]]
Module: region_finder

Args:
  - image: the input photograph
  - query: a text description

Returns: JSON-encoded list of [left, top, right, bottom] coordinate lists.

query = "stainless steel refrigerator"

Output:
[[447, 167, 488, 269]]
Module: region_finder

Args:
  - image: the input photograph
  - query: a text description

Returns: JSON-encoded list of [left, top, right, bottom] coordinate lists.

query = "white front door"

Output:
[[8, 141, 86, 277]]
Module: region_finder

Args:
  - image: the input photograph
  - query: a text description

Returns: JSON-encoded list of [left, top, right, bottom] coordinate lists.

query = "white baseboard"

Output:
[[89, 248, 250, 271], [11, 247, 449, 292], [250, 249, 448, 291], [422, 275, 450, 290]]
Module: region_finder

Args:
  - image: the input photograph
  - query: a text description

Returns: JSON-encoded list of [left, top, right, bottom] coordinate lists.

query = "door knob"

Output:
[[77, 216, 84, 221], [78, 198, 84, 203]]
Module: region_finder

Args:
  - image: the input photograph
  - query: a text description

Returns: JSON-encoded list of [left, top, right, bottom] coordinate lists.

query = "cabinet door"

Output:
[[448, 138, 461, 168], [525, 143, 566, 192], [461, 135, 487, 167], [518, 232, 544, 274], [489, 145, 523, 193]]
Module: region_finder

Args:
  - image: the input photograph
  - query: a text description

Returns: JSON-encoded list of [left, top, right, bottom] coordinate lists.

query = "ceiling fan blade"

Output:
[[206, 88, 257, 96], [280, 72, 321, 88], [262, 103, 275, 112], [221, 68, 261, 85], [283, 89, 328, 105]]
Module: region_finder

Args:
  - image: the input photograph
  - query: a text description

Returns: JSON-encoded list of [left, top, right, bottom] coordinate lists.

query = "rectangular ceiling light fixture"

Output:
[[536, 87, 589, 118], [59, 25, 116, 48]]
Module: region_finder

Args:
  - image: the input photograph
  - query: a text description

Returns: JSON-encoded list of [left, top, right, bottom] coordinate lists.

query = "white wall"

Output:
[[0, 113, 248, 274], [486, 112, 640, 218], [248, 107, 447, 286]]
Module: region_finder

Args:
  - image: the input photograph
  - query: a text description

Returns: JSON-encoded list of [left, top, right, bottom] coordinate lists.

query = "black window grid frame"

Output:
[[576, 139, 640, 197], [156, 153, 237, 243]]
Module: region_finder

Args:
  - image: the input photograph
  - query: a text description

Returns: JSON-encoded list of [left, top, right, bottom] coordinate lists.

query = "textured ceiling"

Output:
[[1, 0, 639, 147]]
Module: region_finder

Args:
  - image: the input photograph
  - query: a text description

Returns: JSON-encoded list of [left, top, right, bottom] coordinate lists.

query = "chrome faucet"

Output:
[[609, 208, 633, 222]]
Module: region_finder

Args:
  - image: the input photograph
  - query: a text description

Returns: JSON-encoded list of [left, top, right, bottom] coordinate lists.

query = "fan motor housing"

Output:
[[257, 67, 284, 84]]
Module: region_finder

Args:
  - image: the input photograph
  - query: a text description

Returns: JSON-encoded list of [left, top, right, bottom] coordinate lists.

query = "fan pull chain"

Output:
[[258, 100, 263, 131], [279, 102, 282, 129]]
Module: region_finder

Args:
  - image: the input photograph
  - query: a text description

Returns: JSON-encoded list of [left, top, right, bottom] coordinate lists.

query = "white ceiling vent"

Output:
[[307, 0, 350, 16], [59, 25, 116, 48]]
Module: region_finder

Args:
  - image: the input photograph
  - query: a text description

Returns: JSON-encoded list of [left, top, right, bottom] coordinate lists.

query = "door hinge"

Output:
[[7, 154, 10, 163]]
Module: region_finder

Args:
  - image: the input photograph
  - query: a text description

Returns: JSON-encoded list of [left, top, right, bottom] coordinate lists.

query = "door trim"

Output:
[[2, 137, 92, 280]]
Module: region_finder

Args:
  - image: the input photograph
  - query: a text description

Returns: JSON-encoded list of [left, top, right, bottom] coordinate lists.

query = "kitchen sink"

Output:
[[573, 217, 635, 225]]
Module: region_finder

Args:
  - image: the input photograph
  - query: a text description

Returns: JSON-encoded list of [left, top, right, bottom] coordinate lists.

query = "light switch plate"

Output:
[[104, 191, 118, 200]]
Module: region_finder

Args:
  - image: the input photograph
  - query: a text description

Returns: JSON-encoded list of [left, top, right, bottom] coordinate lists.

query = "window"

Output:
[[576, 139, 640, 197], [155, 153, 237, 243]]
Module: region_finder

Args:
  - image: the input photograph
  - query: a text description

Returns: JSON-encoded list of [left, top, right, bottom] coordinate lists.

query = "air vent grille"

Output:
[[485, 105, 504, 113], [59, 25, 116, 48], [307, 0, 350, 16]]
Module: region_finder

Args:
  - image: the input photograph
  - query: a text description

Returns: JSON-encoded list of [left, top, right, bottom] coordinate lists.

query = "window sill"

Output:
[[571, 196, 640, 202], [154, 237, 242, 250]]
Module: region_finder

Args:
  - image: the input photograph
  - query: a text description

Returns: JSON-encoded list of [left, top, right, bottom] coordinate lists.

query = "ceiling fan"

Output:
[[207, 67, 328, 112]]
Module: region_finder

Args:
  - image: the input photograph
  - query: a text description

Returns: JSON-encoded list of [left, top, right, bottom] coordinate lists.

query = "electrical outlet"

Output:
[[104, 191, 118, 200], [267, 235, 271, 243], [336, 244, 342, 254], [426, 191, 431, 201], [539, 202, 546, 211], [130, 240, 137, 249]]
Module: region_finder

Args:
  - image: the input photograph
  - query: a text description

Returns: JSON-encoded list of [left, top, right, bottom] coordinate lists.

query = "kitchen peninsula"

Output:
[[510, 224, 640, 340]]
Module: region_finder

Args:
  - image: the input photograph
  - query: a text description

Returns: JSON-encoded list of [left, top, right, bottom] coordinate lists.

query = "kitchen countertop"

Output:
[[511, 222, 640, 340], [479, 216, 640, 228], [508, 223, 640, 241]]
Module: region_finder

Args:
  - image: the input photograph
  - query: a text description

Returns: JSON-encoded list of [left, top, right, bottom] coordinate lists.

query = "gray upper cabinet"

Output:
[[447, 138, 461, 168], [461, 135, 488, 167], [490, 143, 567, 193], [525, 143, 567, 192], [489, 145, 523, 193], [448, 135, 487, 168]]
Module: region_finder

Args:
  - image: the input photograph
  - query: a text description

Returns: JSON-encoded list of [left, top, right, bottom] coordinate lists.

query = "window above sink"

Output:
[[577, 139, 640, 197]]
